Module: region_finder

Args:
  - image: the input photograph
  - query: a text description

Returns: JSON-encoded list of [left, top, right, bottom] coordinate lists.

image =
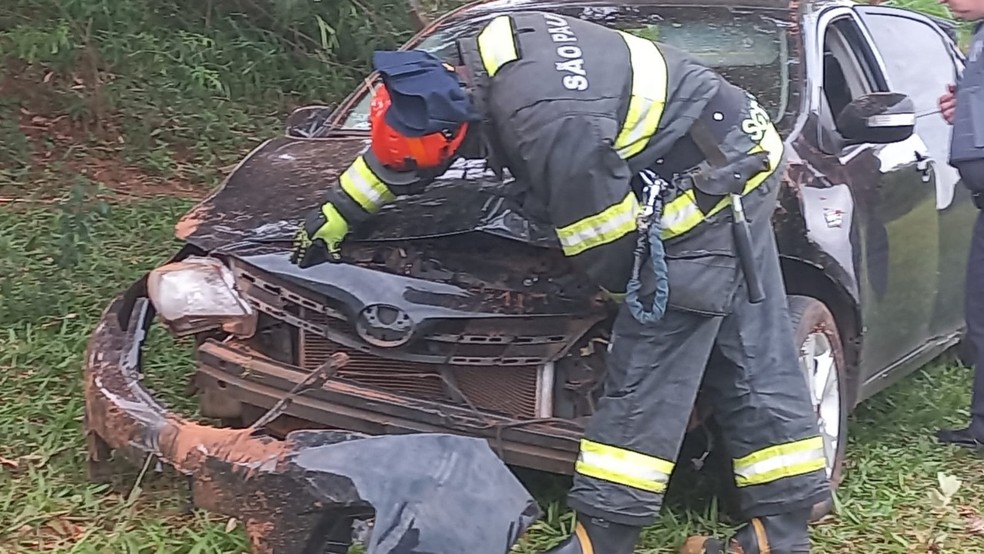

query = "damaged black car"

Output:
[[84, 0, 979, 552]]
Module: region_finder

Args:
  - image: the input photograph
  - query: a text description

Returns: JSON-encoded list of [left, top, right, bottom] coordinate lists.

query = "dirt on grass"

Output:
[[1, 65, 211, 206]]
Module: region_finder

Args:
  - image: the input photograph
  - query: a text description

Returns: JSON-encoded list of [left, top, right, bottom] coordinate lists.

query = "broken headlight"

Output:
[[147, 256, 257, 338]]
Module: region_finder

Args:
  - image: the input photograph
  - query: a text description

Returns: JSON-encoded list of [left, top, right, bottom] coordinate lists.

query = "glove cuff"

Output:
[[315, 202, 350, 250]]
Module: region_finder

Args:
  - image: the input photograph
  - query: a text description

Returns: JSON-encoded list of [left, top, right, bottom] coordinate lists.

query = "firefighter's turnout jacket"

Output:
[[325, 11, 784, 297]]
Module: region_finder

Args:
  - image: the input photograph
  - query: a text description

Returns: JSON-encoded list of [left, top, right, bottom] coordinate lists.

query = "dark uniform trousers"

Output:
[[567, 166, 831, 526], [966, 209, 984, 437]]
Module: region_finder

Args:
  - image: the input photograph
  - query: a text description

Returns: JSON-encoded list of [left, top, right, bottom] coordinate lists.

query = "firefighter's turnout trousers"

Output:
[[567, 168, 832, 526]]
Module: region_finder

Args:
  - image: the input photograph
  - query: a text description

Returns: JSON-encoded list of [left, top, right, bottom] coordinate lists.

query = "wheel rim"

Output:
[[799, 330, 840, 479]]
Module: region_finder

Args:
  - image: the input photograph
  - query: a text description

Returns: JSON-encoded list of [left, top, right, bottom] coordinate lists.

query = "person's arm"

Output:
[[325, 153, 398, 226], [519, 112, 639, 294], [292, 150, 439, 268]]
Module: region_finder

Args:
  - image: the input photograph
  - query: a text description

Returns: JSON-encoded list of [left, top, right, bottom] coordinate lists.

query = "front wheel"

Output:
[[787, 295, 849, 521]]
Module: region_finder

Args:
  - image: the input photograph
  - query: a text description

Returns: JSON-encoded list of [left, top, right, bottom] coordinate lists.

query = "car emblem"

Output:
[[355, 304, 415, 347]]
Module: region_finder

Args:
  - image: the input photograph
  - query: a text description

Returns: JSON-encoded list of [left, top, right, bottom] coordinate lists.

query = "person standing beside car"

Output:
[[936, 0, 984, 449]]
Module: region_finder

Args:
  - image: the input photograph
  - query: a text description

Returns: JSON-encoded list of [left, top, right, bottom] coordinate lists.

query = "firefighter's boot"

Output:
[[680, 508, 811, 553], [543, 514, 642, 554]]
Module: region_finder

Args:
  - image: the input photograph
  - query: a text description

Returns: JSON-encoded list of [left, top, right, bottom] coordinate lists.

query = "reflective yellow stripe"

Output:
[[733, 436, 826, 488], [660, 189, 702, 239], [574, 439, 674, 493], [477, 16, 518, 77], [614, 31, 668, 159], [659, 122, 785, 240], [555, 192, 640, 257], [339, 155, 395, 214]]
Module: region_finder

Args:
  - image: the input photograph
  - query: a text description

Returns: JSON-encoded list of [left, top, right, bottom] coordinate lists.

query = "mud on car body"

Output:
[[84, 0, 979, 551]]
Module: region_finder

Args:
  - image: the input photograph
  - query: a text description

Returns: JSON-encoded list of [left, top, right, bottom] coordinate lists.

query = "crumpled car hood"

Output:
[[176, 135, 560, 254], [231, 250, 599, 318], [175, 135, 600, 316]]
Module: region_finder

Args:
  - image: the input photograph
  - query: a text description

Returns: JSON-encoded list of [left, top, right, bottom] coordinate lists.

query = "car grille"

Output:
[[234, 265, 580, 367], [229, 261, 601, 419], [299, 310, 540, 418]]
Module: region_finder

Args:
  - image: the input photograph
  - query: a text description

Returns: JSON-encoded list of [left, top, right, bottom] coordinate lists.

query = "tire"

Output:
[[786, 295, 849, 522]]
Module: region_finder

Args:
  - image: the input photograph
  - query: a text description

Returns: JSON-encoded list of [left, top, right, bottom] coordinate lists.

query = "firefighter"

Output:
[[290, 11, 830, 554]]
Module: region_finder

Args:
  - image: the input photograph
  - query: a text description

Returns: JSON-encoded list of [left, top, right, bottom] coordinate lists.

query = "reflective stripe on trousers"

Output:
[[564, 182, 831, 526], [574, 439, 674, 493], [733, 436, 827, 488]]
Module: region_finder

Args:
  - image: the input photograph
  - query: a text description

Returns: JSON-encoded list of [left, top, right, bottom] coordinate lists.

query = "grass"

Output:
[[0, 199, 255, 554], [2, 202, 983, 554], [2, 0, 984, 551], [2, 202, 983, 552]]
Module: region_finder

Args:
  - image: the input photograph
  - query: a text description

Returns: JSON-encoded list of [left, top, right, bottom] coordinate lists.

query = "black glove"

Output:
[[290, 202, 350, 268]]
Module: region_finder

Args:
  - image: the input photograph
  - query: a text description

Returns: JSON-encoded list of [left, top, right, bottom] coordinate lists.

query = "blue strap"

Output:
[[624, 216, 670, 324]]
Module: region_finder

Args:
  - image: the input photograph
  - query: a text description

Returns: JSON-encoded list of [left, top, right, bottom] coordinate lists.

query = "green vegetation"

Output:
[[2, 202, 983, 553], [1, 0, 983, 552], [0, 0, 462, 196]]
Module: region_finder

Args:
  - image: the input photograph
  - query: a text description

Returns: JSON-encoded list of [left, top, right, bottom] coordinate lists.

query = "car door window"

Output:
[[856, 6, 964, 206], [818, 16, 887, 138], [856, 9, 960, 116]]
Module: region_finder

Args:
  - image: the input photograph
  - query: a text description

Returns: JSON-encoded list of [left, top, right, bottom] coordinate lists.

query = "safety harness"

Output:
[[624, 170, 670, 324], [623, 120, 772, 324]]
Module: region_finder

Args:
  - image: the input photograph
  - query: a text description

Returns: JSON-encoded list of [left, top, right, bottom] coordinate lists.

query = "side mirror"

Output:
[[286, 105, 336, 138], [835, 92, 915, 145]]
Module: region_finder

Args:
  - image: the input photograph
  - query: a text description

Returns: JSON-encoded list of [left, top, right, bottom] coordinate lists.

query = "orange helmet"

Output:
[[369, 84, 469, 172]]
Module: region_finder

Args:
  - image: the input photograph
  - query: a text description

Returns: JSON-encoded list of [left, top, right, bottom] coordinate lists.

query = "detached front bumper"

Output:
[[83, 289, 542, 554]]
